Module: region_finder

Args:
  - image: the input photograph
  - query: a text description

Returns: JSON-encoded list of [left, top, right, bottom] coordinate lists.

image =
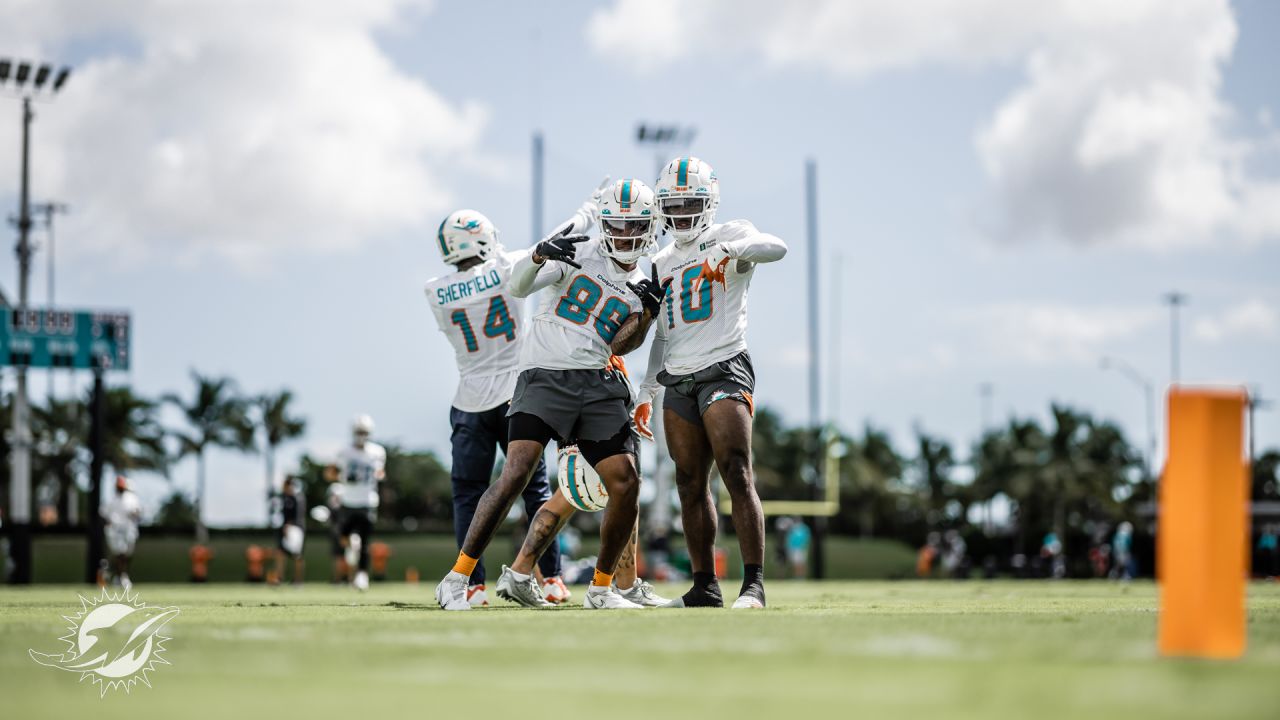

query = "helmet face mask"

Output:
[[436, 210, 500, 266], [656, 157, 719, 244], [597, 179, 658, 265]]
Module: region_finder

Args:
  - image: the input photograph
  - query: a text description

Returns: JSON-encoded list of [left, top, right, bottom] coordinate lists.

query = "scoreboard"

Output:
[[0, 308, 131, 370]]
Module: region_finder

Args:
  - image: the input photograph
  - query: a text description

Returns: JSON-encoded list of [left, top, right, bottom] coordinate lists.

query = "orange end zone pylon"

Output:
[[1158, 386, 1249, 659]]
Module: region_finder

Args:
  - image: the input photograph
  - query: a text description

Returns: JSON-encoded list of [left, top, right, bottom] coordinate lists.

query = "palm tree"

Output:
[[164, 372, 256, 543], [256, 389, 307, 516], [100, 386, 169, 478]]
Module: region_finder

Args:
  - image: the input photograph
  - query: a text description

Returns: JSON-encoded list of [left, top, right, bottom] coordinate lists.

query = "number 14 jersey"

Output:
[[424, 250, 525, 412]]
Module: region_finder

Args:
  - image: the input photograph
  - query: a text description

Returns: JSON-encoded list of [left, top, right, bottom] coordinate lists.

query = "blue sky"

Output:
[[1, 0, 1277, 525]]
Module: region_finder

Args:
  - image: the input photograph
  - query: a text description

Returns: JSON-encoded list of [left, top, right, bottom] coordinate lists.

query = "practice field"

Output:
[[2, 582, 1278, 719]]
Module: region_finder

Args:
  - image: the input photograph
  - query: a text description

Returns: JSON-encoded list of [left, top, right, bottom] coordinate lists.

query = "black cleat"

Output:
[[663, 582, 724, 608], [732, 581, 766, 609]]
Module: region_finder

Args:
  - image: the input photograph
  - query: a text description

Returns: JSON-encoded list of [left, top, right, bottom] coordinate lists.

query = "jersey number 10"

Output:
[[451, 296, 516, 353]]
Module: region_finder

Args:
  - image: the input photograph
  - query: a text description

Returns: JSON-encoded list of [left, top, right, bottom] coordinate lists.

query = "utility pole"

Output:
[[1101, 356, 1157, 482], [3, 58, 72, 583], [1164, 292, 1187, 385], [829, 254, 842, 428], [31, 201, 69, 399]]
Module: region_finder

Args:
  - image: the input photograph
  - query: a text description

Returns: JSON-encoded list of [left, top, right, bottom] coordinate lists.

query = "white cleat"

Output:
[[344, 534, 361, 569], [583, 586, 643, 610], [617, 579, 669, 607], [353, 570, 369, 591], [495, 566, 549, 607], [435, 571, 472, 611], [467, 584, 490, 607], [731, 594, 765, 609], [542, 576, 572, 604]]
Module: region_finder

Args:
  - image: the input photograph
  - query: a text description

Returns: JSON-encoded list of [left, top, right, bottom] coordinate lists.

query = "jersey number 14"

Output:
[[451, 296, 516, 353]]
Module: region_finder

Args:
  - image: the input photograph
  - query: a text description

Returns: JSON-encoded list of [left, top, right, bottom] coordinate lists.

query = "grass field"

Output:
[[3, 581, 1278, 719]]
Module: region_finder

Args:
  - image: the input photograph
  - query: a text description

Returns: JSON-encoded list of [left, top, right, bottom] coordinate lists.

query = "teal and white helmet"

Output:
[[655, 156, 719, 245], [596, 178, 659, 264], [435, 209, 499, 265]]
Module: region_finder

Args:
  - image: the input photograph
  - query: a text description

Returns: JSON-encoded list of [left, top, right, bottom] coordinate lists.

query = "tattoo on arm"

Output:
[[610, 312, 653, 357], [521, 508, 570, 564]]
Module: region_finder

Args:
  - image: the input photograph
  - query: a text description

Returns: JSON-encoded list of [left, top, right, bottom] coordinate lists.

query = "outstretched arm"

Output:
[[508, 250, 564, 298]]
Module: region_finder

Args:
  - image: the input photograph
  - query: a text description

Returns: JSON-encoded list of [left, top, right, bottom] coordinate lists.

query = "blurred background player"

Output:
[[636, 157, 788, 609], [424, 198, 605, 606], [274, 476, 305, 585], [104, 475, 142, 589], [436, 178, 665, 611], [337, 415, 385, 591]]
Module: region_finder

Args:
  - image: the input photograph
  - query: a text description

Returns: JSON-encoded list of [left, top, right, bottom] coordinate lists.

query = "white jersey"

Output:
[[424, 250, 527, 412], [337, 442, 386, 509], [640, 220, 787, 402], [509, 239, 646, 372], [104, 490, 141, 530]]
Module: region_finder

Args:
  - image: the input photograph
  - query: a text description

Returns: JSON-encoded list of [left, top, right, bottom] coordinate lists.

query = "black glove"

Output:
[[534, 226, 589, 269], [627, 265, 672, 317]]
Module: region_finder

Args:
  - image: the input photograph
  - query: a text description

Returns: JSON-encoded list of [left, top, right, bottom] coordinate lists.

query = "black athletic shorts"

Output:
[[657, 350, 756, 425], [507, 367, 632, 442], [509, 412, 637, 468]]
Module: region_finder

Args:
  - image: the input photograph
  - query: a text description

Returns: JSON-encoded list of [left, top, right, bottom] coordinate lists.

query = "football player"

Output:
[[636, 157, 788, 609], [425, 193, 604, 606], [336, 415, 386, 591], [436, 179, 667, 610]]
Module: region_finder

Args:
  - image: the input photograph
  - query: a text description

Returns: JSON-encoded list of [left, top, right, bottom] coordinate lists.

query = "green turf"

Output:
[[2, 581, 1277, 719]]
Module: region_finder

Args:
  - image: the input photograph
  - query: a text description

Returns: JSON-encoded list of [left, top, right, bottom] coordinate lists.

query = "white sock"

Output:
[[588, 584, 611, 594], [510, 569, 530, 582]]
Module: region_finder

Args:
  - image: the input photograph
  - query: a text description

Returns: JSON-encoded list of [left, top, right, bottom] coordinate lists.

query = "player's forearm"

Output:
[[638, 332, 666, 405], [610, 312, 653, 356], [509, 251, 559, 297], [725, 232, 788, 264]]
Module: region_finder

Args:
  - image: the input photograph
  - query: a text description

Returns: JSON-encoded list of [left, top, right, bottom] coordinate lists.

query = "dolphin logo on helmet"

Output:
[[436, 210, 501, 265]]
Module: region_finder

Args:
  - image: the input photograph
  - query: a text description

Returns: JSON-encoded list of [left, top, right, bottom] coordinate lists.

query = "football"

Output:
[[557, 445, 608, 512]]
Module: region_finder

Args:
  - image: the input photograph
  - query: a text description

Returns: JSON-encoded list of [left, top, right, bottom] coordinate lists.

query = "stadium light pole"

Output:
[[1164, 292, 1187, 385], [1248, 388, 1272, 474], [634, 123, 696, 537], [804, 157, 826, 579], [531, 131, 544, 242], [2, 57, 72, 584], [1100, 356, 1156, 482]]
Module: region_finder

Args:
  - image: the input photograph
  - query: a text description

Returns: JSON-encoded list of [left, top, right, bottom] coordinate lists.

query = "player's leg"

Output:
[[578, 425, 643, 609], [449, 406, 500, 597], [663, 404, 721, 607], [703, 397, 767, 608], [505, 410, 566, 601], [497, 490, 576, 607], [351, 511, 374, 590], [436, 412, 553, 610]]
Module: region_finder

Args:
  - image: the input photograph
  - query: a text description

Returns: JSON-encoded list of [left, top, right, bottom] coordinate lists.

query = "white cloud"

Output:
[[1193, 299, 1278, 342], [956, 303, 1159, 366], [0, 0, 489, 268], [586, 0, 1280, 248]]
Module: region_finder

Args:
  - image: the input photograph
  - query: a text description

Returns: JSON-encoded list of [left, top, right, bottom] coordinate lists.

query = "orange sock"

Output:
[[592, 569, 614, 588], [452, 552, 478, 577]]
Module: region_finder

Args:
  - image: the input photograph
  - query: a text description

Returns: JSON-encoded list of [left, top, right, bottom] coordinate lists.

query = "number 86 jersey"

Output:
[[511, 239, 646, 372], [424, 250, 526, 412]]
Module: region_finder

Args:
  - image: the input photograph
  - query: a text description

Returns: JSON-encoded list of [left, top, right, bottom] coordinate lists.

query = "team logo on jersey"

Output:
[[29, 588, 179, 697]]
